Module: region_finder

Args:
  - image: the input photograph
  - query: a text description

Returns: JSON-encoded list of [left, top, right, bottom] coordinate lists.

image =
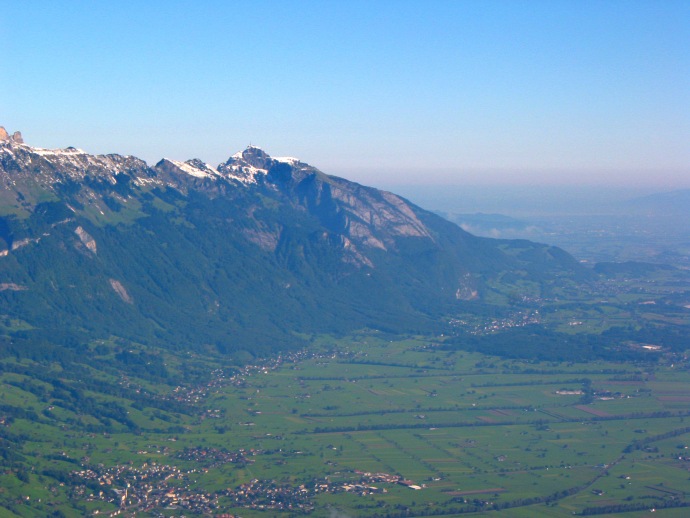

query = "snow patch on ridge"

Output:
[[29, 146, 87, 157], [1, 138, 149, 183], [272, 156, 300, 165], [221, 163, 267, 184], [164, 159, 219, 178]]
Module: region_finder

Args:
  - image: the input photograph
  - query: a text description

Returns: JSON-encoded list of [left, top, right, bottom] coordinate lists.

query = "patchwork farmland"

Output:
[[5, 333, 690, 516]]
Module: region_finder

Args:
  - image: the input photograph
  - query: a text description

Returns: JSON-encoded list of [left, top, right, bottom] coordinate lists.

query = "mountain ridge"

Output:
[[0, 127, 589, 356]]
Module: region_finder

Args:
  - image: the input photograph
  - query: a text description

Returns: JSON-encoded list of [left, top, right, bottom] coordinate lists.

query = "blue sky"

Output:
[[2, 1, 688, 188]]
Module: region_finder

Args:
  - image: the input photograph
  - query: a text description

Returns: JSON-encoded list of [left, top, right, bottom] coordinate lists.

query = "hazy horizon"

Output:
[[374, 183, 659, 217]]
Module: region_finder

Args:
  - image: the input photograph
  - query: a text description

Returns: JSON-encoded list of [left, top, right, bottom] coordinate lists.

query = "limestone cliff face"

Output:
[[221, 147, 443, 267], [295, 178, 435, 264]]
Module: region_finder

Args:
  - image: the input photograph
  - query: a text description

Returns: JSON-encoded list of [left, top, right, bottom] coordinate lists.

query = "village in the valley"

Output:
[[69, 349, 424, 516]]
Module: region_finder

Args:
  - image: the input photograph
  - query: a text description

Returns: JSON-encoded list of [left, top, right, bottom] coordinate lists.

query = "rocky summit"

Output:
[[0, 128, 587, 355]]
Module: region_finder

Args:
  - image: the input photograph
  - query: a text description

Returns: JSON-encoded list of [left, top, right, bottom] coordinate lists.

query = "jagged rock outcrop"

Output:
[[0, 127, 23, 144], [75, 226, 97, 254], [109, 278, 133, 303]]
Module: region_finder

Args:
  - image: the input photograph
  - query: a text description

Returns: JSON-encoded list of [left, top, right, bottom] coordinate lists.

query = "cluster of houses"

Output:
[[449, 310, 541, 335], [219, 470, 424, 513], [174, 446, 256, 468], [357, 470, 424, 490], [166, 368, 228, 405], [71, 457, 426, 515], [220, 479, 316, 513], [71, 462, 219, 515]]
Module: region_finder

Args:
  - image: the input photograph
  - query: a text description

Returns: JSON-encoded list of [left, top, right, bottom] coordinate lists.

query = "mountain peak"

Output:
[[156, 158, 220, 179], [245, 144, 265, 154], [231, 145, 271, 168], [0, 127, 23, 144], [217, 146, 274, 184]]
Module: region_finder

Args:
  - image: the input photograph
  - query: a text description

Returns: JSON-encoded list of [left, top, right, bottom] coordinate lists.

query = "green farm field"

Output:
[[3, 333, 690, 516]]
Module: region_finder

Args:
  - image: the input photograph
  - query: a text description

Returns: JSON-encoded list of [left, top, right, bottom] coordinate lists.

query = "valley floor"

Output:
[[3, 332, 690, 517]]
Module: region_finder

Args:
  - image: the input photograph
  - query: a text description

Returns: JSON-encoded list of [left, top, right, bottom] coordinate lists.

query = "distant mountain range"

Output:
[[627, 189, 690, 216], [0, 127, 588, 356], [433, 212, 538, 239]]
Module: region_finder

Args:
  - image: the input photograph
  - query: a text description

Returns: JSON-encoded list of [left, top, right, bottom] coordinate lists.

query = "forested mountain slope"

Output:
[[0, 128, 587, 355]]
